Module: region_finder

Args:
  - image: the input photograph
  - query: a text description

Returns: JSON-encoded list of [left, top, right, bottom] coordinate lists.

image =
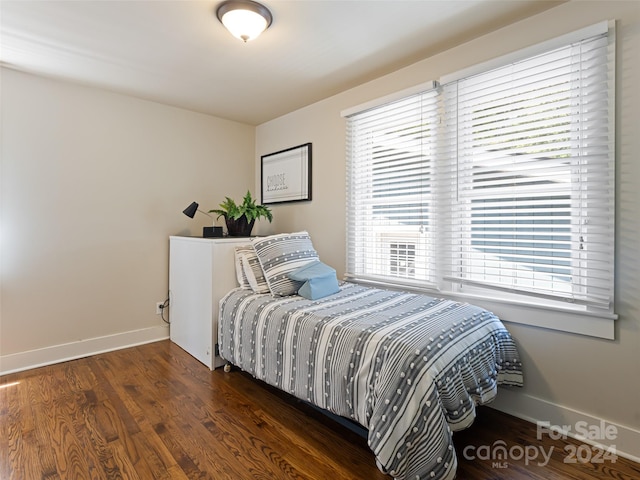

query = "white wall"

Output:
[[256, 0, 640, 460], [0, 68, 255, 371]]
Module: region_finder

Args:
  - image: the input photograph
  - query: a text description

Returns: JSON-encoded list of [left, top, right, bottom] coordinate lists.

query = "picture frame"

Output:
[[261, 143, 312, 204]]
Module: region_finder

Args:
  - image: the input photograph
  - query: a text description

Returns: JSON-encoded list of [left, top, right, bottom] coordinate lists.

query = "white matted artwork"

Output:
[[261, 143, 312, 204]]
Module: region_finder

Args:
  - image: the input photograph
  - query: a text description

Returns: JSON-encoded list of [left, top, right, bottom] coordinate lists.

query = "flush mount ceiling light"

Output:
[[216, 0, 273, 42]]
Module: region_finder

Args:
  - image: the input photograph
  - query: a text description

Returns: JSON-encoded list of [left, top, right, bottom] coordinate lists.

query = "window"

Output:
[[346, 87, 440, 289], [390, 243, 416, 278], [344, 22, 616, 335]]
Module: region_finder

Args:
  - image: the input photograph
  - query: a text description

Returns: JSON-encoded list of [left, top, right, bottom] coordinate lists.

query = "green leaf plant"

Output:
[[208, 191, 273, 223]]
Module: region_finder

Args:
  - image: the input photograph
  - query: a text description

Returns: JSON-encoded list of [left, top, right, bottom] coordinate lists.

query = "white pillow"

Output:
[[234, 245, 252, 289], [239, 247, 270, 294], [252, 231, 319, 296]]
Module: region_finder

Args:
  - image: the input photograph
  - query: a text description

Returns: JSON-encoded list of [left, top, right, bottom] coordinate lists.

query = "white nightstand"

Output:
[[168, 236, 251, 369]]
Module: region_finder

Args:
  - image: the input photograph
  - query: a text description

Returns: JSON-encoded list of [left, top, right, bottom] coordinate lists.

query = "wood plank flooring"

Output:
[[1, 340, 638, 479]]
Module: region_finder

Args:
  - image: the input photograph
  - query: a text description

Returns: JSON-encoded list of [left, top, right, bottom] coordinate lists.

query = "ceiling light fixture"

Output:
[[216, 0, 273, 43]]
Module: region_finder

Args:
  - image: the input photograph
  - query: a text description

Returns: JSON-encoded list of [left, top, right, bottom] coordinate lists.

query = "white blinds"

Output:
[[442, 30, 615, 309], [345, 23, 615, 312], [346, 88, 440, 288]]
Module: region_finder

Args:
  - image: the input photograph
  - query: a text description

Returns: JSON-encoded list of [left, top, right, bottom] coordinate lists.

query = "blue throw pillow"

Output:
[[287, 260, 340, 300]]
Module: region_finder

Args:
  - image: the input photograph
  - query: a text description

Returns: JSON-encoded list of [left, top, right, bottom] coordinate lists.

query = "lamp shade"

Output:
[[216, 0, 272, 42], [182, 201, 223, 237], [182, 202, 199, 218]]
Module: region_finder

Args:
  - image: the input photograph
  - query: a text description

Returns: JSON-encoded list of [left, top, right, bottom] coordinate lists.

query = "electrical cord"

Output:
[[159, 296, 170, 324]]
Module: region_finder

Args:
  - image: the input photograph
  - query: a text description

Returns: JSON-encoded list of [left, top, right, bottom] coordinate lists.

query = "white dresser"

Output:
[[168, 236, 250, 369]]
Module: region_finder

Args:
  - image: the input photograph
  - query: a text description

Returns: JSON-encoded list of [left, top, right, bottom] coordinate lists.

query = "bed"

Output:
[[218, 232, 523, 480]]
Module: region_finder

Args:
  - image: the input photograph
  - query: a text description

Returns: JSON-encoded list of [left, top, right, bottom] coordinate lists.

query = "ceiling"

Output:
[[0, 0, 564, 126]]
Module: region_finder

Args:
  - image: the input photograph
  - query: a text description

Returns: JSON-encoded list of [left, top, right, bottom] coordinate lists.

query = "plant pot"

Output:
[[225, 215, 255, 237]]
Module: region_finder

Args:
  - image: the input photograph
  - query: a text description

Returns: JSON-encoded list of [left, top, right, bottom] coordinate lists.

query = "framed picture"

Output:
[[261, 143, 312, 204]]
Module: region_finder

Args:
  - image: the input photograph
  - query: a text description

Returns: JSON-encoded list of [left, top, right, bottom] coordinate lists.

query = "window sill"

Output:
[[444, 292, 616, 340], [347, 277, 617, 340]]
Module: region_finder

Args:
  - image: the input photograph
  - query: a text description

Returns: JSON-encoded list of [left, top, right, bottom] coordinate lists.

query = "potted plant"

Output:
[[209, 190, 273, 237]]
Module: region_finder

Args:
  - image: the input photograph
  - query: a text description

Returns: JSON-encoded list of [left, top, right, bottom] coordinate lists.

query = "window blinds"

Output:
[[345, 87, 440, 289], [345, 22, 615, 312], [442, 29, 615, 309]]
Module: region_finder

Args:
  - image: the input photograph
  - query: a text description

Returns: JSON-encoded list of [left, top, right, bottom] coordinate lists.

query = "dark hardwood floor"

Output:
[[1, 340, 638, 479]]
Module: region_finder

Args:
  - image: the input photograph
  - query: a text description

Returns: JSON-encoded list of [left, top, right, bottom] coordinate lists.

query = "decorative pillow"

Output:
[[252, 231, 319, 296], [288, 260, 340, 300], [234, 245, 252, 289], [240, 249, 270, 294]]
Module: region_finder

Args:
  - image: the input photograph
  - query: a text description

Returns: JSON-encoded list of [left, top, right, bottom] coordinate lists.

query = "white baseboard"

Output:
[[490, 388, 640, 464], [0, 325, 170, 376]]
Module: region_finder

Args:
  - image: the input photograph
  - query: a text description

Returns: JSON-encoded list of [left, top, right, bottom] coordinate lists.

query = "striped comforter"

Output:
[[219, 282, 523, 480]]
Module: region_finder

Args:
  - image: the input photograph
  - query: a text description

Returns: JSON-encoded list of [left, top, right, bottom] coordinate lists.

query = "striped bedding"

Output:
[[219, 282, 523, 480]]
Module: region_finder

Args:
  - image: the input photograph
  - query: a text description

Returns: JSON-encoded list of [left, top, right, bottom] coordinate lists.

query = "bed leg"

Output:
[[223, 363, 232, 373]]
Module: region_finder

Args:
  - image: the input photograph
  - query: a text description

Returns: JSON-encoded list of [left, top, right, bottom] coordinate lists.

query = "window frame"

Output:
[[343, 22, 617, 339]]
